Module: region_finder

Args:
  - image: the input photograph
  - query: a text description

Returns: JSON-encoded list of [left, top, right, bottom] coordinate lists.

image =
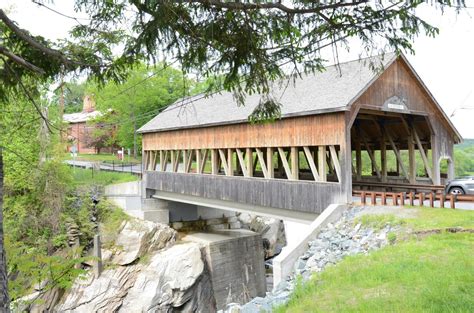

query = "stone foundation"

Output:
[[184, 230, 267, 310]]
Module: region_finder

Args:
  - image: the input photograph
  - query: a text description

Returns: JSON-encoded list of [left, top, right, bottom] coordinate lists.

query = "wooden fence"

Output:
[[353, 190, 474, 209]]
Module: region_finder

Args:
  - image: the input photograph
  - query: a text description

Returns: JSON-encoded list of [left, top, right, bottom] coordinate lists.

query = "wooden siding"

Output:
[[143, 112, 346, 150], [352, 59, 456, 139], [145, 171, 347, 214]]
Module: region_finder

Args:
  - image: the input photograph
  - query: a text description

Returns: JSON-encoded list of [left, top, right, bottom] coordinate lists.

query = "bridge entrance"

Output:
[[351, 109, 433, 191]]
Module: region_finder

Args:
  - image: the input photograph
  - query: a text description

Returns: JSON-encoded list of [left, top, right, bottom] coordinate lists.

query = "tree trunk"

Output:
[[0, 147, 10, 311]]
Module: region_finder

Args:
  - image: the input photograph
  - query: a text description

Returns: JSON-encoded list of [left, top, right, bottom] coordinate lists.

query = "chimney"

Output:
[[82, 95, 96, 113]]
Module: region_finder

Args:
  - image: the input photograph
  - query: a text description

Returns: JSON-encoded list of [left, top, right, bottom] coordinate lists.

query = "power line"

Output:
[[31, 0, 91, 23]]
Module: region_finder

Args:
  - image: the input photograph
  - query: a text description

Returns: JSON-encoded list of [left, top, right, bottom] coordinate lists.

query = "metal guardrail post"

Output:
[[418, 193, 424, 207], [450, 194, 456, 209], [370, 192, 376, 206]]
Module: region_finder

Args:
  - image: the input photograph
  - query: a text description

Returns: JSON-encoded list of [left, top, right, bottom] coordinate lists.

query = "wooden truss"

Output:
[[143, 145, 342, 183]]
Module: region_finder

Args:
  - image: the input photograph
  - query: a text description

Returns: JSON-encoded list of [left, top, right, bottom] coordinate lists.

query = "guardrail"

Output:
[[353, 190, 474, 209], [353, 181, 445, 193]]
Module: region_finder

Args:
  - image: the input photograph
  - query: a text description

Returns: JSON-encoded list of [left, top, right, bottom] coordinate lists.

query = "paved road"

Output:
[[65, 160, 142, 174]]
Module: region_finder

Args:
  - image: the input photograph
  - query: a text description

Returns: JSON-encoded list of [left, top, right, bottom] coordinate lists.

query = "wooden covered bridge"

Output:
[[138, 53, 461, 218]]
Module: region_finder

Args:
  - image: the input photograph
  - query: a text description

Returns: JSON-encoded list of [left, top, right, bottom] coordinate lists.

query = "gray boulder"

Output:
[[112, 220, 176, 265]]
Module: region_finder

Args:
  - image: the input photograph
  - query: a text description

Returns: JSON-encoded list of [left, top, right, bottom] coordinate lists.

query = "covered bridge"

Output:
[[138, 53, 461, 217]]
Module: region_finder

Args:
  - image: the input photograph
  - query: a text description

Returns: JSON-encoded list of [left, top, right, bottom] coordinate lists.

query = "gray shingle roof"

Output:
[[138, 53, 396, 133]]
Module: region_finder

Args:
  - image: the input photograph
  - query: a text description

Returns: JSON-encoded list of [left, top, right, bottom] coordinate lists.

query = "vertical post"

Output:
[[399, 192, 405, 206], [396, 154, 400, 177], [227, 148, 234, 176], [196, 149, 202, 174], [267, 147, 274, 178], [355, 139, 362, 181], [370, 192, 376, 206], [158, 151, 162, 171], [211, 149, 218, 175], [381, 129, 387, 183], [431, 134, 440, 185], [418, 193, 425, 207], [93, 234, 103, 279], [246, 148, 253, 177], [409, 192, 414, 206], [182, 150, 187, 173], [170, 150, 175, 172], [440, 193, 445, 208], [408, 132, 416, 184], [318, 146, 327, 182], [290, 147, 299, 180]]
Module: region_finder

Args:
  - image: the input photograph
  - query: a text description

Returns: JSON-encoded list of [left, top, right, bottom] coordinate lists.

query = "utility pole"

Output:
[[131, 89, 137, 159], [59, 73, 65, 124], [59, 73, 65, 143], [0, 146, 9, 311], [39, 105, 50, 164]]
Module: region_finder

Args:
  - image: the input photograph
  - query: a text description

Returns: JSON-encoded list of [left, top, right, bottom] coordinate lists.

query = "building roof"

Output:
[[63, 110, 102, 124], [138, 52, 461, 142], [139, 53, 397, 133]]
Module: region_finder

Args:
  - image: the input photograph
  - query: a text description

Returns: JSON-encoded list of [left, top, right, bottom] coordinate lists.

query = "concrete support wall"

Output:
[[273, 204, 347, 288], [186, 230, 266, 310]]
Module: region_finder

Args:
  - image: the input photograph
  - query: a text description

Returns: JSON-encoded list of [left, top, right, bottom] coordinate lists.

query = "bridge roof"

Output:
[[139, 53, 397, 133]]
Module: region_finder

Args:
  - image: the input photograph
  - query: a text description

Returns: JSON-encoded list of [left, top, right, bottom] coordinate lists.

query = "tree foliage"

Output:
[[1, 1, 467, 120], [71, 0, 465, 119], [86, 64, 198, 152]]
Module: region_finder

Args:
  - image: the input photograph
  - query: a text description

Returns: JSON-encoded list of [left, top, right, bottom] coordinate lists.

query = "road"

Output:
[[65, 160, 142, 175]]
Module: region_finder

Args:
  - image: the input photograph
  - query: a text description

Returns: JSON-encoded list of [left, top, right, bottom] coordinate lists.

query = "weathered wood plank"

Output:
[[277, 148, 292, 180], [267, 147, 274, 178], [329, 145, 341, 182], [412, 126, 433, 180], [142, 113, 346, 150], [227, 148, 234, 176], [318, 146, 327, 182], [236, 148, 249, 177], [291, 147, 299, 180], [246, 148, 254, 177], [146, 171, 346, 214], [303, 146, 320, 181], [211, 149, 219, 175], [255, 148, 269, 179], [218, 149, 229, 176]]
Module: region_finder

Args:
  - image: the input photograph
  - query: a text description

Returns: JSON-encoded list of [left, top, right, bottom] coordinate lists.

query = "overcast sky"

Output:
[[3, 0, 474, 138]]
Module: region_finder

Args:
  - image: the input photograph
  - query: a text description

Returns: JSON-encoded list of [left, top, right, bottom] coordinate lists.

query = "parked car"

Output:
[[445, 176, 474, 195]]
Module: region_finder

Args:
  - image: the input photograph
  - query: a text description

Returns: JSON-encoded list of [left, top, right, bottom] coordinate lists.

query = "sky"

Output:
[[2, 0, 474, 138]]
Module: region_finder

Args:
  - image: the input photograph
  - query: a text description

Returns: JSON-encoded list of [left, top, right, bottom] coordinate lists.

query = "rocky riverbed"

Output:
[[223, 205, 401, 313]]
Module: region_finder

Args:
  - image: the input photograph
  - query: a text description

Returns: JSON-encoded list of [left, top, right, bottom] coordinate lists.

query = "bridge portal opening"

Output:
[[350, 109, 434, 192]]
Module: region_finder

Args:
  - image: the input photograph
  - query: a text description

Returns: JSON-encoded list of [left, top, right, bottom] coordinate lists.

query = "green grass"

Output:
[[354, 214, 406, 230], [71, 168, 138, 186], [355, 207, 474, 231], [65, 153, 140, 163], [276, 208, 474, 313]]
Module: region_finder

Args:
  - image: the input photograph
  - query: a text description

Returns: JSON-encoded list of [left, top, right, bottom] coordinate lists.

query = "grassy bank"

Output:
[[277, 207, 474, 313], [71, 167, 138, 186]]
